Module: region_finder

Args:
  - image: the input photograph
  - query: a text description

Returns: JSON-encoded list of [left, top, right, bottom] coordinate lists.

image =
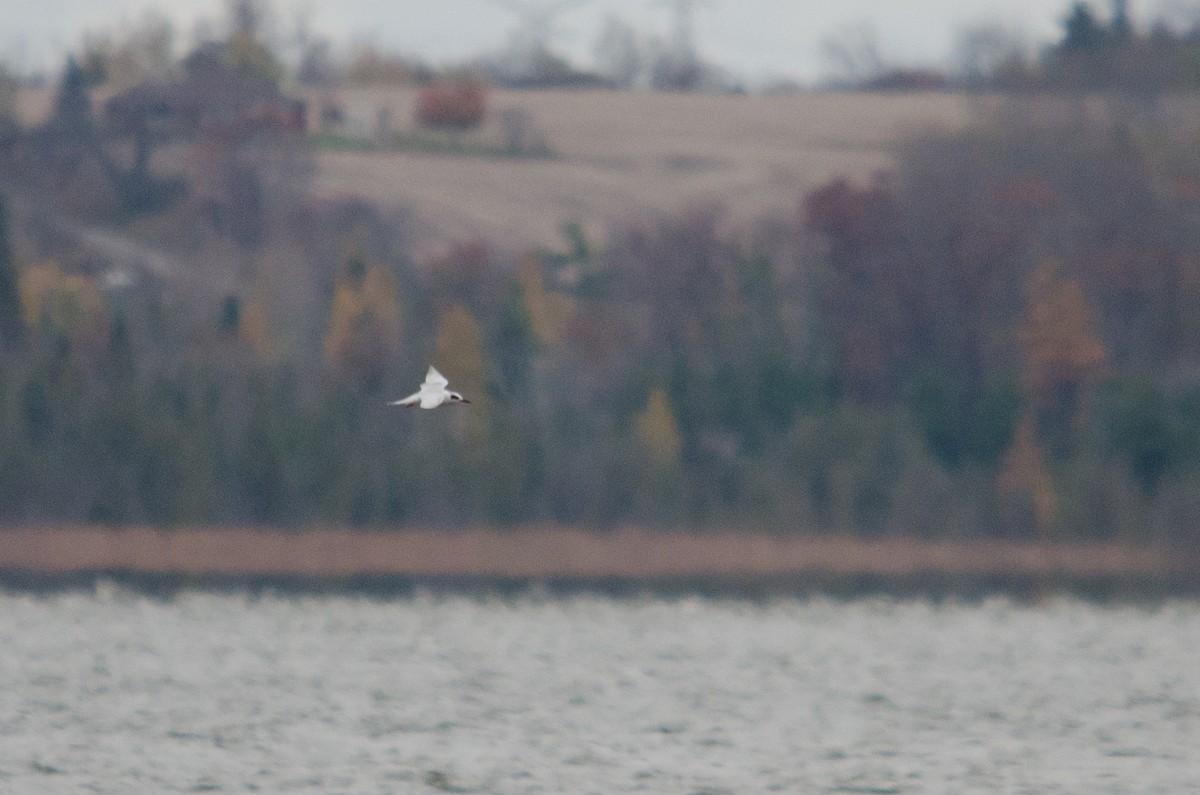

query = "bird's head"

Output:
[[447, 391, 470, 404]]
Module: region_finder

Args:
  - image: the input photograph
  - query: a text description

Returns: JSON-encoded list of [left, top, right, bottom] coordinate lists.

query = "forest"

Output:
[[2, 1, 1200, 548]]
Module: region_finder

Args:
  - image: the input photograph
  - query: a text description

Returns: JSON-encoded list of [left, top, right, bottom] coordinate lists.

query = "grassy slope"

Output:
[[15, 84, 976, 254], [304, 88, 977, 255]]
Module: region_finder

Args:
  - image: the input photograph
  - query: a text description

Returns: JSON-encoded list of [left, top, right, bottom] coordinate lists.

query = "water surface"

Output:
[[1, 588, 1197, 793]]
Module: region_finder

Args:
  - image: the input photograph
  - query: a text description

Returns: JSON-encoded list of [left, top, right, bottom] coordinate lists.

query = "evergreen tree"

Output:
[[1062, 3, 1108, 52], [1110, 0, 1132, 41], [52, 56, 92, 131], [0, 198, 22, 350], [494, 280, 536, 393]]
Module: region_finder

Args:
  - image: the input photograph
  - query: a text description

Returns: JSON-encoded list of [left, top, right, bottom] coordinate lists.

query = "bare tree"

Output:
[[820, 23, 884, 87], [1157, 0, 1200, 30], [954, 23, 1030, 89], [657, 0, 709, 66], [285, 1, 335, 86], [593, 15, 643, 88], [77, 11, 177, 89], [649, 0, 713, 90], [490, 0, 590, 85]]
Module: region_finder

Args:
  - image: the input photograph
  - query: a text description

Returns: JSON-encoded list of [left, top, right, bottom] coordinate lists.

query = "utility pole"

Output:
[[655, 0, 713, 63], [669, 0, 697, 64]]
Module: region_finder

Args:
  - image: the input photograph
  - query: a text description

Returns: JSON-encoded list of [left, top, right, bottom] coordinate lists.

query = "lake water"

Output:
[[1, 586, 1198, 794]]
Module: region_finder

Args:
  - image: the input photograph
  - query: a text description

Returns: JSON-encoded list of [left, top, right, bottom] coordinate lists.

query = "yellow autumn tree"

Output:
[[516, 252, 574, 347], [635, 387, 682, 468], [1000, 258, 1107, 536], [323, 246, 403, 384], [240, 290, 278, 362], [1017, 258, 1106, 394], [433, 304, 486, 400], [19, 260, 107, 341], [432, 303, 489, 450], [996, 416, 1057, 533]]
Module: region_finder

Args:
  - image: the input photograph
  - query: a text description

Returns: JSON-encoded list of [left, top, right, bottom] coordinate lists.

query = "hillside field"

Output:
[[303, 87, 977, 254], [15, 84, 981, 254]]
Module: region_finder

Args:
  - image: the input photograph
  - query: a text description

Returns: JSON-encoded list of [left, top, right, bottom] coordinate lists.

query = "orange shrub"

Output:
[[415, 78, 487, 131]]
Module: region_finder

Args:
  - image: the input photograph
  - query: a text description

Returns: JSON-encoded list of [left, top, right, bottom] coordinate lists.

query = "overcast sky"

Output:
[[1, 0, 1189, 84]]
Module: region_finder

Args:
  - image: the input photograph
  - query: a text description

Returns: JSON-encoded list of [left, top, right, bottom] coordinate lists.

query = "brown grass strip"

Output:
[[0, 525, 1185, 581]]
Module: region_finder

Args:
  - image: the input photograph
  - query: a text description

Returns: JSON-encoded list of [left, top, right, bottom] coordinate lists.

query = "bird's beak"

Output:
[[461, 398, 471, 404]]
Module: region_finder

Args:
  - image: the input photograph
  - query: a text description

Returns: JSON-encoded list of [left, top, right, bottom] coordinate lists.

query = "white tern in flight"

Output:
[[389, 366, 471, 409]]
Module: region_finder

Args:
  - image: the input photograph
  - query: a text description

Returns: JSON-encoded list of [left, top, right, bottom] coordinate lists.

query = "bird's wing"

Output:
[[423, 366, 449, 389], [389, 391, 422, 407], [419, 392, 443, 409]]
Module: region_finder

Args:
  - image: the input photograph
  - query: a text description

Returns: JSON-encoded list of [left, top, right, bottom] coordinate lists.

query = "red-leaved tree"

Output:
[[416, 78, 487, 131]]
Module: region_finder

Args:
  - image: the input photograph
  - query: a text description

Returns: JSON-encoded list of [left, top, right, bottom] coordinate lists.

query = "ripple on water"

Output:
[[0, 590, 1198, 793]]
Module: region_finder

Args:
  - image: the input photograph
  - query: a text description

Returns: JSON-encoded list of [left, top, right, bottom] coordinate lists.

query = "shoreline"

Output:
[[1, 525, 1194, 597]]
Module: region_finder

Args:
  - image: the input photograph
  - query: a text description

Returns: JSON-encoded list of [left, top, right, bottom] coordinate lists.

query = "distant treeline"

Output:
[[3, 13, 1200, 544], [959, 1, 1200, 94], [3, 97, 1200, 545]]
